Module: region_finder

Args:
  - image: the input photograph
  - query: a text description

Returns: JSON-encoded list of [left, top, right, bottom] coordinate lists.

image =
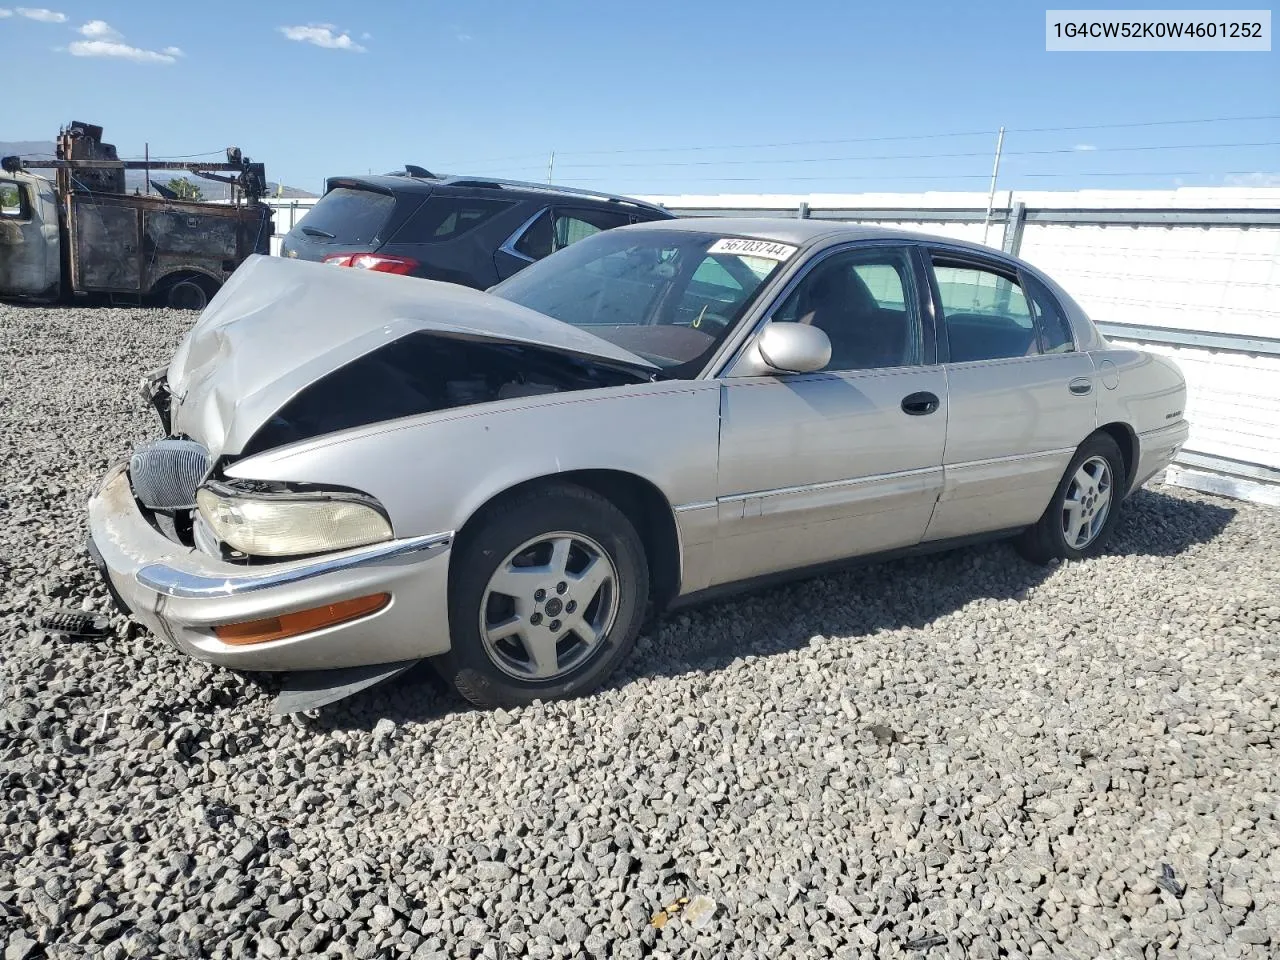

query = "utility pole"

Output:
[[981, 126, 1005, 248], [547, 150, 555, 184], [144, 142, 150, 194]]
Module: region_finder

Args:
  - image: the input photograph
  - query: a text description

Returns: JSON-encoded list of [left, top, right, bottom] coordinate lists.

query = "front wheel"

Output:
[[1016, 433, 1126, 564], [442, 483, 649, 708]]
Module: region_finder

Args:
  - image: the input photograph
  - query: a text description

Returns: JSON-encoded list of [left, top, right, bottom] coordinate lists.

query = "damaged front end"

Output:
[[129, 331, 648, 564], [139, 366, 173, 435], [128, 253, 656, 564]]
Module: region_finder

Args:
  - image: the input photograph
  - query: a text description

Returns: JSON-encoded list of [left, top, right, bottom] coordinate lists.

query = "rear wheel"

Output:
[[1016, 433, 1126, 564], [443, 483, 648, 708], [164, 275, 218, 311]]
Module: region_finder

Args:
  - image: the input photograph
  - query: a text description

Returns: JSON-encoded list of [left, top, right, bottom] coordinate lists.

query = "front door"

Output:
[[922, 250, 1097, 541], [0, 174, 60, 299], [712, 244, 947, 586]]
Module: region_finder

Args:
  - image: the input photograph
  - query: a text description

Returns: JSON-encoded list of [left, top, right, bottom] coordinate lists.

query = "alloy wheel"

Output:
[[478, 532, 620, 681], [1061, 455, 1113, 550]]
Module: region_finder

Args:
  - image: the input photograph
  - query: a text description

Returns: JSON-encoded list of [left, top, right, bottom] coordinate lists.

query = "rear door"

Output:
[[711, 243, 948, 586], [379, 195, 518, 288], [923, 249, 1096, 541], [494, 205, 634, 281]]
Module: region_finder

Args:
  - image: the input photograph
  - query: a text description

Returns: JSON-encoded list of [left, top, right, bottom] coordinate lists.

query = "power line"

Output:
[[553, 169, 1259, 185], [120, 150, 228, 160], [553, 140, 1280, 170], [441, 113, 1280, 166]]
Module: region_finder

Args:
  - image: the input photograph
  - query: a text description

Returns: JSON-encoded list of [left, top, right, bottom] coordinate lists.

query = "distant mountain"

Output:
[[0, 140, 317, 199]]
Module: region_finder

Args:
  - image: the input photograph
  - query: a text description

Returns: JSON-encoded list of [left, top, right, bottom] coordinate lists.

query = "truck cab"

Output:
[[0, 169, 61, 301]]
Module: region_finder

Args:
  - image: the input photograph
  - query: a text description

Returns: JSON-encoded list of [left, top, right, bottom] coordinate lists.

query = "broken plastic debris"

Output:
[[39, 608, 110, 640], [1157, 863, 1185, 898], [650, 894, 716, 929], [650, 897, 687, 929], [683, 895, 717, 928]]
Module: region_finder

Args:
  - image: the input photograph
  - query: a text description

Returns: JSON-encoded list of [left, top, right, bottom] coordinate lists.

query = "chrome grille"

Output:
[[129, 439, 211, 510]]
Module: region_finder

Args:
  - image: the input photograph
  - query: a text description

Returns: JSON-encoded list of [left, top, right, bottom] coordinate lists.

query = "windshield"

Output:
[[489, 229, 794, 377]]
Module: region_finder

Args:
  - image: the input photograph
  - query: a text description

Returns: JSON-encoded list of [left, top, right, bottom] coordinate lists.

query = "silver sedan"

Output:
[[87, 219, 1190, 711]]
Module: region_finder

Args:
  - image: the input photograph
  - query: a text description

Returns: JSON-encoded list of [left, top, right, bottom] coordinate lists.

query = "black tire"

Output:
[[1016, 432, 1127, 564], [442, 483, 649, 708], [165, 276, 216, 311]]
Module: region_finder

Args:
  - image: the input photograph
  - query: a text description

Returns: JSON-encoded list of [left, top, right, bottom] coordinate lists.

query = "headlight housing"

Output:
[[195, 484, 393, 558]]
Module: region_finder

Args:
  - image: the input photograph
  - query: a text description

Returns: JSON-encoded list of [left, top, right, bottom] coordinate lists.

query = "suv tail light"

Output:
[[321, 253, 420, 275]]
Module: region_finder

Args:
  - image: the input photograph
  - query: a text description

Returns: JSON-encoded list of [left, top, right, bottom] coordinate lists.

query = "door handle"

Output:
[[1068, 377, 1093, 396], [901, 391, 940, 416]]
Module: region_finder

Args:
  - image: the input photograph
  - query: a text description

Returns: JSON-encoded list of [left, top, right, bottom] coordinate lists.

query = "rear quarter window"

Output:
[[295, 187, 394, 244], [390, 196, 515, 244]]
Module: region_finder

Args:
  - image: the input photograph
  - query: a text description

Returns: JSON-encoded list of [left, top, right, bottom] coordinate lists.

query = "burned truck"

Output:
[[0, 122, 273, 310]]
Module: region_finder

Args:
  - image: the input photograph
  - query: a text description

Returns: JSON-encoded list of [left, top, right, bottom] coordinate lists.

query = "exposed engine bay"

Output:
[[240, 331, 651, 456]]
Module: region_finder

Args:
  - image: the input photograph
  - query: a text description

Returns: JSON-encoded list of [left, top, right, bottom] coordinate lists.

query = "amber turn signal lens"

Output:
[[214, 593, 390, 646]]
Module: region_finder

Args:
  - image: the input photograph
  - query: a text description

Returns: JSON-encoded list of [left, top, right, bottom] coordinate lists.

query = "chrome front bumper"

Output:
[[87, 463, 456, 671]]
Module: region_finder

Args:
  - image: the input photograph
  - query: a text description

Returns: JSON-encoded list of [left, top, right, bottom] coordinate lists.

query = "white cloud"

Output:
[[15, 7, 66, 21], [1224, 171, 1280, 187], [0, 9, 14, 18], [78, 19, 121, 40], [61, 21, 182, 64], [279, 23, 366, 52], [1073, 144, 1097, 152], [67, 39, 178, 64]]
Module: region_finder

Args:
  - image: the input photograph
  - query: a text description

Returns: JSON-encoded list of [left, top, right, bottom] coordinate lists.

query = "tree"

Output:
[[165, 177, 204, 202]]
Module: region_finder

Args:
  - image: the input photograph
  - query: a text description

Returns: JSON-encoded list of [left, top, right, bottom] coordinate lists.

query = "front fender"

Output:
[[222, 380, 722, 547]]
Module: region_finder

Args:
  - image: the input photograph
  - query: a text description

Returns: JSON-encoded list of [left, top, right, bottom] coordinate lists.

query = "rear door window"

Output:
[[391, 196, 514, 244], [931, 259, 1038, 362], [1023, 273, 1076, 354], [295, 187, 394, 244]]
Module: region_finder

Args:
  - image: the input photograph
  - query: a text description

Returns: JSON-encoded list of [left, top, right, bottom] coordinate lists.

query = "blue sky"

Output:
[[2, 1, 1276, 195]]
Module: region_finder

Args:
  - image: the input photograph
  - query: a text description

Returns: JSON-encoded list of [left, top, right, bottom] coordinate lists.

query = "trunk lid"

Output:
[[166, 254, 657, 458]]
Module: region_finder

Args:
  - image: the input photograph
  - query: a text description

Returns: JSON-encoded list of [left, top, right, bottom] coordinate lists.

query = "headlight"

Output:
[[195, 485, 393, 558]]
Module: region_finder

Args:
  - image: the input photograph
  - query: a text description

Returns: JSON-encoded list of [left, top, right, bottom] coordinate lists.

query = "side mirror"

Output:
[[735, 322, 831, 376]]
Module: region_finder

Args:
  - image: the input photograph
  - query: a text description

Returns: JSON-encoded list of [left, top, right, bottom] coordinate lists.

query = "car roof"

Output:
[[325, 173, 670, 216], [620, 216, 1016, 258]]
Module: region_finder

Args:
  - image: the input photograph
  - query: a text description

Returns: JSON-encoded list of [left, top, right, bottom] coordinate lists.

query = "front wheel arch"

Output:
[[451, 469, 682, 615]]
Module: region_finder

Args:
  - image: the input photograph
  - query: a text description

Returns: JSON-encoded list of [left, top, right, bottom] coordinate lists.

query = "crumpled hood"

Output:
[[166, 254, 656, 459]]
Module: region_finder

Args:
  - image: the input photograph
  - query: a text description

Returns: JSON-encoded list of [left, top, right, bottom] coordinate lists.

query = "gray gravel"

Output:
[[2, 301, 1278, 959]]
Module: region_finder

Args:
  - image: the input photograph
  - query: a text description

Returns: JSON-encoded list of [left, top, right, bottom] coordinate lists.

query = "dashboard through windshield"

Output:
[[489, 229, 795, 377]]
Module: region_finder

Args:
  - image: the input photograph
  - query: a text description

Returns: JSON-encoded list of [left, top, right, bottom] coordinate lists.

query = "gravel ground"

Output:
[[1, 301, 1277, 960]]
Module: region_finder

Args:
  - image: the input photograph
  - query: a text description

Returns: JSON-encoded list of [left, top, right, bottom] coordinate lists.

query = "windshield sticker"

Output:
[[708, 238, 798, 261]]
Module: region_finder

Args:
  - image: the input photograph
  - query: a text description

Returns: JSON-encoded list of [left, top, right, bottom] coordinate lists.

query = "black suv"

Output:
[[279, 169, 675, 289]]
